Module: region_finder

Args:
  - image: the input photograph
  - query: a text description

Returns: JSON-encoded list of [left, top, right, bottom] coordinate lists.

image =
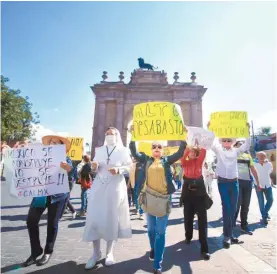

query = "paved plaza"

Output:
[[1, 180, 276, 274]]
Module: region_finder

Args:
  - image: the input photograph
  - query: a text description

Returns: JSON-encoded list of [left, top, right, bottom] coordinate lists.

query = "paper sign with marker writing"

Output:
[[209, 111, 249, 138], [3, 145, 69, 198], [187, 127, 215, 149], [132, 102, 187, 141], [67, 137, 83, 161]]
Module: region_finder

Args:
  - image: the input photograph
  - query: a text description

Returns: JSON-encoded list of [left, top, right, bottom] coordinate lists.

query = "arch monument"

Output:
[[90, 69, 207, 157]]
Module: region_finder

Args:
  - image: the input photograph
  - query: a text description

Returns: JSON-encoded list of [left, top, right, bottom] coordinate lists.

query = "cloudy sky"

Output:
[[2, 1, 276, 145]]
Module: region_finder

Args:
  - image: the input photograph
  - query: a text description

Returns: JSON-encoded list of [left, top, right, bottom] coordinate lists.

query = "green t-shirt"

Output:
[[237, 153, 254, 181]]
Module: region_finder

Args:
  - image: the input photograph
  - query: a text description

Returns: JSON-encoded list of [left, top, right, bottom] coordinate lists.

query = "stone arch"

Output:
[[90, 69, 207, 157]]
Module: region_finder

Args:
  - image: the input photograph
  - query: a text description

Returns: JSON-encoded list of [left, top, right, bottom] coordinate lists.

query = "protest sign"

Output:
[[67, 137, 83, 161], [137, 142, 152, 156], [209, 111, 249, 138], [187, 127, 215, 149], [132, 102, 187, 141], [3, 145, 69, 198]]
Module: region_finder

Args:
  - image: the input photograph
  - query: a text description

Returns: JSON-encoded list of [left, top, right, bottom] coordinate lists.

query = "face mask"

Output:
[[105, 135, 116, 146]]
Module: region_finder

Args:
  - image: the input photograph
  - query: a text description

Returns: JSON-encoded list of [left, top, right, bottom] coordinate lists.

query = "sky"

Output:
[[2, 1, 276, 146]]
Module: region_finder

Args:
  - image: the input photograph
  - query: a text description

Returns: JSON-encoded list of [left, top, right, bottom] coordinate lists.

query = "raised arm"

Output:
[[197, 148, 207, 165], [237, 137, 251, 154], [167, 141, 187, 165], [129, 141, 148, 163]]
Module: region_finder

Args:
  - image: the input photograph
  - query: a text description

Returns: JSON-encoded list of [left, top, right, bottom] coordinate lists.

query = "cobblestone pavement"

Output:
[[1, 180, 276, 274]]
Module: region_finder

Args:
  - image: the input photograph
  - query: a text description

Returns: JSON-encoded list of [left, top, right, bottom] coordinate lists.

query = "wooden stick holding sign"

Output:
[[132, 102, 187, 141]]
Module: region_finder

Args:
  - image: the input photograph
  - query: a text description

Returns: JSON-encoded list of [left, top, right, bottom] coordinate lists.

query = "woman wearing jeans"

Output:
[[209, 122, 252, 248], [129, 126, 187, 274]]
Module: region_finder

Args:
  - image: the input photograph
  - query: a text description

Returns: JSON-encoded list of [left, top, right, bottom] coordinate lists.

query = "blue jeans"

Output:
[[81, 188, 88, 212], [147, 214, 169, 271], [255, 185, 273, 220], [134, 184, 144, 215], [176, 179, 182, 190], [218, 181, 239, 241]]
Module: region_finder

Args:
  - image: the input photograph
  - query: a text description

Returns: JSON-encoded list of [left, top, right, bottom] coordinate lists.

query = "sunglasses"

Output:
[[222, 139, 232, 143], [152, 145, 162, 149]]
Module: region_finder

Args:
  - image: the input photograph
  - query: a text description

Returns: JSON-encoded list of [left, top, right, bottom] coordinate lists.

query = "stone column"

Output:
[[190, 101, 198, 126], [98, 100, 106, 146], [116, 99, 124, 134], [197, 99, 203, 127]]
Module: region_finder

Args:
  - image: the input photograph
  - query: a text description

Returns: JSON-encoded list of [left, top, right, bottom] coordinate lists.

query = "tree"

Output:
[[257, 126, 272, 136], [1, 76, 40, 142]]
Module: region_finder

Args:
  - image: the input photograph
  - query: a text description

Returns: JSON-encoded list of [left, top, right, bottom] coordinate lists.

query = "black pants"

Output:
[[184, 195, 208, 253], [235, 180, 252, 227], [26, 197, 66, 257]]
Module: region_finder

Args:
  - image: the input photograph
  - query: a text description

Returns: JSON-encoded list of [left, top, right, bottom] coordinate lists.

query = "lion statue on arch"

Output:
[[138, 58, 158, 71]]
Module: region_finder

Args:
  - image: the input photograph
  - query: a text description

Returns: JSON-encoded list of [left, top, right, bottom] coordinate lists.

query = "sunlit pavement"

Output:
[[1, 180, 276, 274]]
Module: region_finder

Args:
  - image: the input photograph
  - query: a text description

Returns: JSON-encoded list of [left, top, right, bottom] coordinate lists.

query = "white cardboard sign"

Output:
[[2, 145, 69, 198], [187, 127, 215, 149]]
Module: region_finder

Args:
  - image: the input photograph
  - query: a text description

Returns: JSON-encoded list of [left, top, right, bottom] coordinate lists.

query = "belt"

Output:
[[218, 176, 237, 182]]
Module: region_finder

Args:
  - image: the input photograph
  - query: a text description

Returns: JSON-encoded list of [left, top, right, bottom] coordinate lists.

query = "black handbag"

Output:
[[204, 193, 213, 210]]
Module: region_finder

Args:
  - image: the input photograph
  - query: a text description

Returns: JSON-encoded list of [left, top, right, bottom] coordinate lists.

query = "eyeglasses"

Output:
[[222, 139, 232, 143], [152, 145, 162, 149]]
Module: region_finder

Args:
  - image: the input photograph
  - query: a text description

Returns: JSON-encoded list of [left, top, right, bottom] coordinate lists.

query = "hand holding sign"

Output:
[[60, 162, 71, 172], [91, 162, 99, 170]]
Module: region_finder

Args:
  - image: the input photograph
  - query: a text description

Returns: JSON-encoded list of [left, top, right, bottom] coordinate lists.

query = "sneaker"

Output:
[[149, 249, 154, 261], [223, 241, 230, 249], [139, 214, 144, 220], [185, 238, 191, 244], [105, 253, 115, 266], [72, 212, 77, 219], [240, 226, 253, 235], [231, 237, 244, 244], [78, 211, 86, 217], [267, 215, 271, 221], [201, 252, 211, 260], [262, 218, 268, 225], [85, 253, 102, 270]]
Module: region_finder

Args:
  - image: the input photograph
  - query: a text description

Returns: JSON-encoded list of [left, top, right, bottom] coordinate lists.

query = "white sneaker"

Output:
[[139, 214, 144, 220], [72, 212, 77, 219], [85, 253, 102, 270], [105, 253, 115, 266]]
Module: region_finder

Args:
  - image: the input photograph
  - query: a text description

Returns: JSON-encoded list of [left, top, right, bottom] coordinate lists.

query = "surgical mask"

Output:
[[105, 135, 116, 146]]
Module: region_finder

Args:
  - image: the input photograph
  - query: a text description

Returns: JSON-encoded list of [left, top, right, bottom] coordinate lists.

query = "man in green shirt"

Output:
[[234, 141, 260, 235]]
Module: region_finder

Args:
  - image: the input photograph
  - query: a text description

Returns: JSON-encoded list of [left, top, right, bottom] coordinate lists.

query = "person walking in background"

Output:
[[233, 141, 260, 235], [129, 125, 187, 274], [203, 162, 215, 197], [78, 155, 93, 217], [129, 157, 145, 220], [174, 164, 182, 190], [254, 151, 274, 225], [208, 122, 251, 249], [180, 142, 210, 260]]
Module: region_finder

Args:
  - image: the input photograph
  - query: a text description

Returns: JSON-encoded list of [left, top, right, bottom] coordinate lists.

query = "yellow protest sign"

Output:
[[137, 142, 152, 156], [209, 111, 249, 138], [132, 102, 187, 141], [67, 137, 84, 161], [164, 146, 181, 163]]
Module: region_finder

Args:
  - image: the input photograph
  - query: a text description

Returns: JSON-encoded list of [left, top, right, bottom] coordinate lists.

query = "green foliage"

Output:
[[1, 75, 40, 142], [257, 126, 272, 136]]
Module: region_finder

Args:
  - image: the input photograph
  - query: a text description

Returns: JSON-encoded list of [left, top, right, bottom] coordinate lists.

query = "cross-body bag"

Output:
[[139, 159, 171, 217]]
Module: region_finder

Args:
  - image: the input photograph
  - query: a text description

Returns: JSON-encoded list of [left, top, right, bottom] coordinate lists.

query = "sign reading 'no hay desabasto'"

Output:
[[132, 102, 187, 141], [208, 111, 249, 138], [2, 145, 69, 198]]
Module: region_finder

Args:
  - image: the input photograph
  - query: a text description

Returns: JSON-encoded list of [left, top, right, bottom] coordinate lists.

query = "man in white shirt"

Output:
[[254, 151, 274, 225]]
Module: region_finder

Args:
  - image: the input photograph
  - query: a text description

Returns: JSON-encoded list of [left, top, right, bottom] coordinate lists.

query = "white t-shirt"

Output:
[[211, 138, 251, 179], [253, 161, 273, 188]]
